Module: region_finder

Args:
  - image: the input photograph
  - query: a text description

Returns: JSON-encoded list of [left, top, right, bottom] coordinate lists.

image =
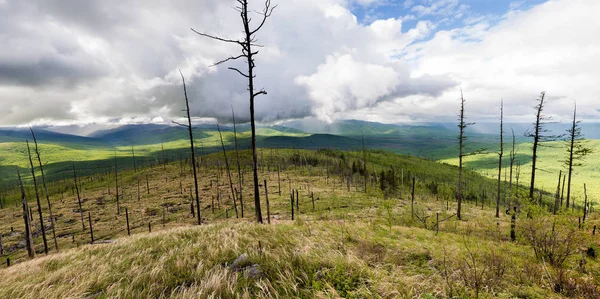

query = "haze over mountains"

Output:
[[1, 119, 598, 163]]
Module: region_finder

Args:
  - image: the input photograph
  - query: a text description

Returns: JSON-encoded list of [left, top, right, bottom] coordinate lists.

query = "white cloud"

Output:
[[344, 0, 600, 123], [0, 0, 598, 127], [0, 0, 451, 125]]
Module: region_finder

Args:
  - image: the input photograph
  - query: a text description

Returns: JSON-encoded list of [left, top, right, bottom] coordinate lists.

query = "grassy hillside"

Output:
[[0, 149, 598, 298]]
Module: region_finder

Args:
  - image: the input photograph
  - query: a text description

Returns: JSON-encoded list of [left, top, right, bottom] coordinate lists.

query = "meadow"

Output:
[[0, 148, 598, 298]]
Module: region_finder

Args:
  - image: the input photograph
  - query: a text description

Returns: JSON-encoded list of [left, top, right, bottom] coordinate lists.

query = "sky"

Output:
[[0, 0, 598, 126]]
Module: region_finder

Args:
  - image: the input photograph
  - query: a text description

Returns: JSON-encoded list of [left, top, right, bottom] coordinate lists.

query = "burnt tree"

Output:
[[26, 141, 48, 254], [496, 100, 504, 218], [18, 170, 35, 259], [217, 123, 238, 218], [30, 128, 59, 252], [563, 102, 592, 208], [525, 92, 560, 200], [173, 71, 201, 225], [192, 0, 277, 223]]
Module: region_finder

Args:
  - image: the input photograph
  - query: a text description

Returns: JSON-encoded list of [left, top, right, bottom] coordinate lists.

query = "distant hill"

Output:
[[263, 134, 361, 150], [89, 124, 209, 146], [0, 128, 105, 146]]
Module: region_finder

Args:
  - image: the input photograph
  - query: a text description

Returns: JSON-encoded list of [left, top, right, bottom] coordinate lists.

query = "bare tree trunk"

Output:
[[217, 123, 238, 218], [72, 164, 85, 232], [18, 170, 36, 259], [496, 100, 504, 218], [583, 183, 588, 223], [131, 142, 137, 173], [26, 141, 48, 254], [88, 212, 94, 244], [114, 151, 120, 215], [232, 107, 244, 217], [191, 0, 276, 223], [264, 180, 270, 224], [362, 132, 367, 193], [175, 71, 201, 225], [554, 170, 562, 215], [30, 128, 59, 252], [566, 105, 577, 208], [457, 91, 467, 220], [161, 141, 166, 170], [509, 129, 516, 193]]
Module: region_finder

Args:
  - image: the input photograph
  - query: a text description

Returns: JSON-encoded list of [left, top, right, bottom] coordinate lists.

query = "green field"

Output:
[[440, 140, 600, 207]]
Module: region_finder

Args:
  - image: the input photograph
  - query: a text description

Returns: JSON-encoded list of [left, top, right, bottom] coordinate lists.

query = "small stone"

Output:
[[229, 253, 248, 270], [245, 264, 261, 278]]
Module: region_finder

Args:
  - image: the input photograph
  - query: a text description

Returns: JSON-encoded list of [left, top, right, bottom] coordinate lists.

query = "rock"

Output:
[[245, 264, 261, 278], [229, 253, 248, 270]]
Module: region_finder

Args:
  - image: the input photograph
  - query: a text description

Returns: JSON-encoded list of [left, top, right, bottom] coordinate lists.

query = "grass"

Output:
[[0, 148, 598, 297], [440, 140, 600, 206]]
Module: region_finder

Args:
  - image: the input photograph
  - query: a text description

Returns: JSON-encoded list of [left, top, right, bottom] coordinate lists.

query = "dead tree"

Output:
[[161, 140, 166, 170], [131, 142, 137, 173], [525, 92, 561, 200], [496, 100, 504, 218], [173, 71, 201, 225], [232, 107, 244, 217], [18, 170, 35, 259], [72, 164, 85, 231], [554, 170, 562, 215], [192, 0, 277, 223], [583, 183, 589, 222], [26, 141, 48, 254], [30, 128, 59, 252], [457, 90, 473, 220], [563, 102, 592, 208], [362, 132, 368, 193], [217, 123, 238, 218], [114, 151, 120, 215], [509, 129, 517, 193], [264, 180, 270, 224]]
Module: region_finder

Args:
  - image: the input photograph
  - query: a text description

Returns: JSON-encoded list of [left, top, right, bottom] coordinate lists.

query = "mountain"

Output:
[[0, 128, 105, 146], [89, 124, 203, 146]]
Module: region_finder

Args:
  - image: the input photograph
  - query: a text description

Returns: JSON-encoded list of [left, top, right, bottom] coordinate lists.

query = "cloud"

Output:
[[0, 0, 597, 126], [342, 0, 600, 123], [0, 0, 454, 125]]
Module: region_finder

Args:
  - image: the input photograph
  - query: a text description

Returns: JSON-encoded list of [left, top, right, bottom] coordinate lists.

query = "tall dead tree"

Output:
[[362, 132, 367, 193], [30, 128, 59, 252], [192, 0, 277, 223], [509, 129, 517, 192], [457, 90, 474, 220], [525, 92, 560, 200], [232, 107, 244, 217], [161, 140, 166, 170], [18, 170, 35, 259], [131, 142, 137, 173], [173, 71, 201, 225], [217, 123, 238, 218], [496, 100, 504, 218], [72, 164, 85, 231], [563, 102, 592, 208], [26, 141, 48, 254], [114, 151, 120, 215]]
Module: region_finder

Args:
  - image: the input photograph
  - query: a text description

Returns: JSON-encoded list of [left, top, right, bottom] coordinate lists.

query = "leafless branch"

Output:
[[190, 28, 243, 45], [228, 67, 250, 78], [212, 54, 246, 67], [251, 0, 277, 35], [172, 121, 188, 128], [254, 90, 267, 97]]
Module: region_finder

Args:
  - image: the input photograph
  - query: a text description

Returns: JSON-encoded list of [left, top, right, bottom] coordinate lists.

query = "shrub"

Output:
[[522, 217, 585, 268]]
